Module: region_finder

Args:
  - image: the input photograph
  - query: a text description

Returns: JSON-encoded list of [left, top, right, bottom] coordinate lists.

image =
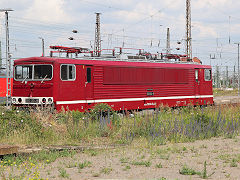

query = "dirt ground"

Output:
[[31, 136, 240, 180]]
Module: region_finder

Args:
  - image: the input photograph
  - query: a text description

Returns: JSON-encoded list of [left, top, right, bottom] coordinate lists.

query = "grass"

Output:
[[213, 88, 238, 97], [0, 103, 240, 148]]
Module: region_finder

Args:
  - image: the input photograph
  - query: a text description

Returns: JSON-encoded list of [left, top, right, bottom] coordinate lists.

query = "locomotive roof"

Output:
[[14, 56, 211, 69]]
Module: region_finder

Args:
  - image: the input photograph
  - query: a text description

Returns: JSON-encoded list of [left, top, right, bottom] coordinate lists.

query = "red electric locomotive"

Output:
[[11, 51, 213, 111]]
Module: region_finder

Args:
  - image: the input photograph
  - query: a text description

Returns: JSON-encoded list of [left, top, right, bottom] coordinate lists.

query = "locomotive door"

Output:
[[195, 69, 200, 95], [194, 69, 200, 95], [85, 66, 93, 100], [194, 69, 201, 105]]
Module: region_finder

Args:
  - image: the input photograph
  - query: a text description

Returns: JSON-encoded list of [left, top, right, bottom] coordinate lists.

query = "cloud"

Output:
[[0, 0, 31, 10], [0, 0, 239, 65], [193, 22, 217, 38], [194, 0, 229, 9], [24, 0, 71, 23]]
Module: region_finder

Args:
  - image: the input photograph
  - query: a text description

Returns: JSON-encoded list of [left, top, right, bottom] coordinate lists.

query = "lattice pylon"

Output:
[[186, 0, 192, 61], [94, 13, 101, 57]]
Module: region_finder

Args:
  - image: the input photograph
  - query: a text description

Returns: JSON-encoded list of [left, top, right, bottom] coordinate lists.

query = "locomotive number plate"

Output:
[[26, 98, 39, 103]]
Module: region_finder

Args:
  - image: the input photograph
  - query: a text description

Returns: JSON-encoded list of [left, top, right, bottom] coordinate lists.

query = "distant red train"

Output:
[[11, 56, 213, 111], [0, 77, 12, 98], [0, 78, 6, 97]]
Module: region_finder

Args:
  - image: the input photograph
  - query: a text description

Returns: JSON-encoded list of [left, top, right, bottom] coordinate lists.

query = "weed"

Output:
[[78, 161, 92, 169], [199, 161, 215, 179], [179, 165, 200, 175], [225, 173, 231, 178], [132, 160, 151, 167], [171, 147, 181, 153], [100, 167, 112, 174], [156, 163, 163, 168], [120, 157, 129, 164], [84, 149, 99, 156], [123, 165, 131, 171], [218, 154, 231, 163], [58, 167, 69, 178], [230, 158, 238, 167], [92, 172, 100, 177], [156, 149, 168, 155], [202, 161, 207, 178], [66, 161, 77, 168], [159, 154, 170, 160], [200, 145, 207, 149], [32, 149, 76, 164], [235, 154, 240, 162], [47, 170, 51, 175], [190, 146, 197, 153], [89, 150, 98, 156], [155, 149, 170, 160]]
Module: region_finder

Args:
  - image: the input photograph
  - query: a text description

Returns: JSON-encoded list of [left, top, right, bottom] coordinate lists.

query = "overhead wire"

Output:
[[0, 0, 238, 63]]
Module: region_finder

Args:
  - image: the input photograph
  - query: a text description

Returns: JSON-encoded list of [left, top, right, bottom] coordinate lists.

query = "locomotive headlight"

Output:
[[48, 98, 53, 104], [18, 98, 22, 103], [42, 98, 46, 104], [12, 98, 16, 103]]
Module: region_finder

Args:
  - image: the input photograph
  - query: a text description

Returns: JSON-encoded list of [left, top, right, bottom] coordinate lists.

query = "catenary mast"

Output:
[[186, 0, 192, 61], [94, 13, 101, 57]]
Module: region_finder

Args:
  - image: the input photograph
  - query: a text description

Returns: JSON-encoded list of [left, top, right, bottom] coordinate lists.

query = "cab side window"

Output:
[[204, 69, 211, 81], [87, 68, 91, 83], [195, 70, 198, 82], [61, 64, 76, 81]]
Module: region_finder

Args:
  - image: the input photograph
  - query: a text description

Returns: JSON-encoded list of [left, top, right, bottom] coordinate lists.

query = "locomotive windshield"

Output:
[[15, 64, 53, 81]]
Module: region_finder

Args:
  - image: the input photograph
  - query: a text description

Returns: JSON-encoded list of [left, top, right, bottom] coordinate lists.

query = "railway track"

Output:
[[0, 144, 127, 157]]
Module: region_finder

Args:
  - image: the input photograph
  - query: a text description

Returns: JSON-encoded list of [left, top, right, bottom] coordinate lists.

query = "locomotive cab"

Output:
[[12, 58, 54, 106], [12, 57, 90, 111]]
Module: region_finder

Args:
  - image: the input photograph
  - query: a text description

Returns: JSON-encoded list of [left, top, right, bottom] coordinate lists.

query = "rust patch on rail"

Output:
[[0, 144, 19, 155]]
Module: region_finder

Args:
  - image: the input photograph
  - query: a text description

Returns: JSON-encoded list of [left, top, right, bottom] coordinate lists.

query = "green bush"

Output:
[[89, 103, 114, 121]]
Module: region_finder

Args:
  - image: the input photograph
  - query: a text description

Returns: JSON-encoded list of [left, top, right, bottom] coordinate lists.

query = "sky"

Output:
[[0, 0, 240, 71]]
